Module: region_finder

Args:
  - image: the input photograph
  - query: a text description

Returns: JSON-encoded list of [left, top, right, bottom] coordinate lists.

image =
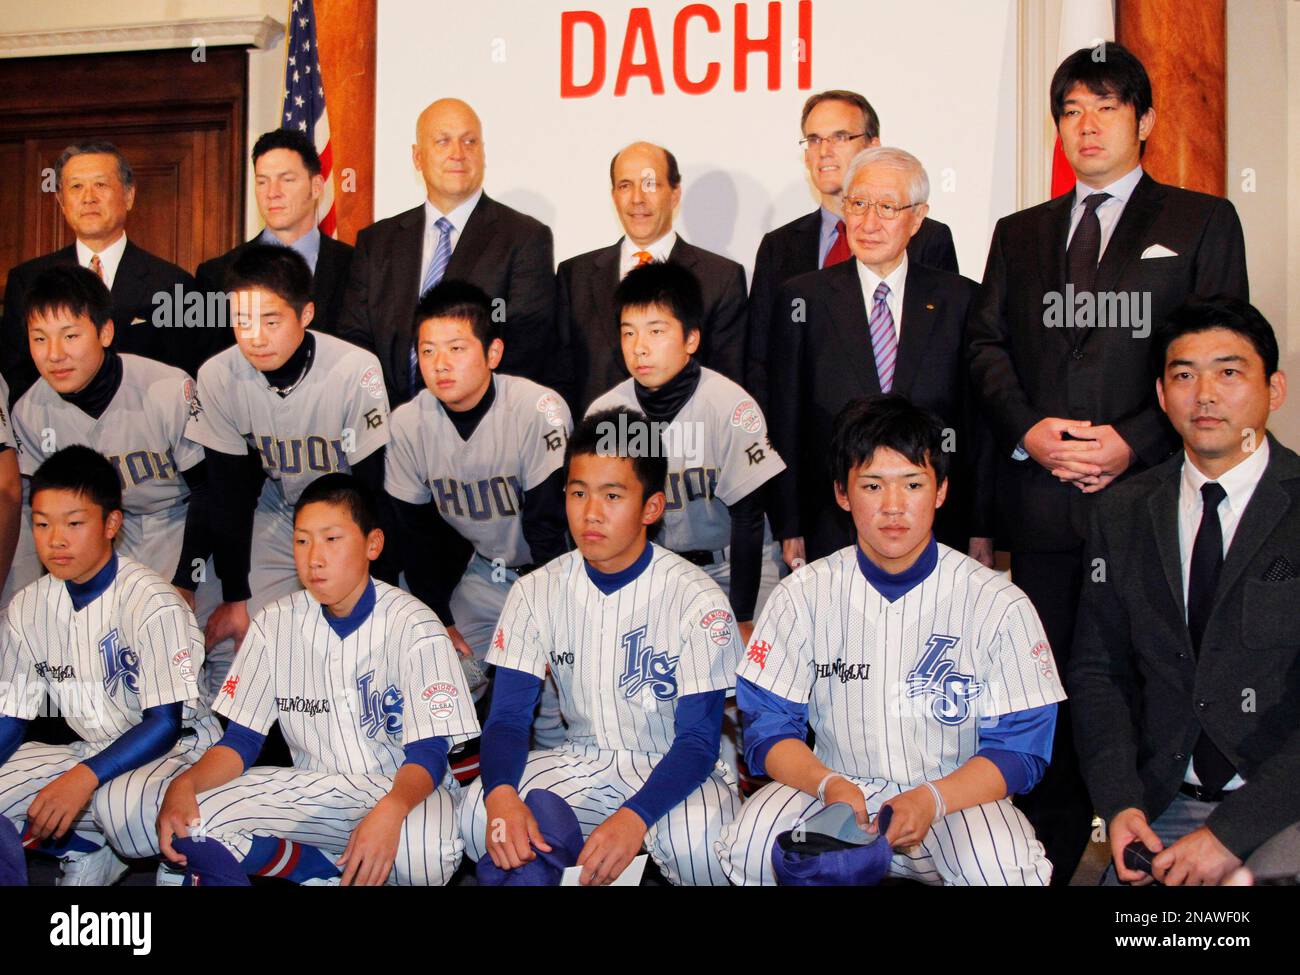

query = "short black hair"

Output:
[[1153, 295, 1280, 380], [1050, 42, 1153, 130], [829, 394, 951, 491], [55, 140, 134, 190], [24, 265, 113, 332], [800, 90, 881, 142], [30, 445, 123, 517], [252, 128, 323, 176], [609, 144, 682, 190], [224, 244, 313, 315], [614, 262, 703, 340], [566, 407, 668, 504], [294, 473, 379, 536], [414, 279, 500, 352]]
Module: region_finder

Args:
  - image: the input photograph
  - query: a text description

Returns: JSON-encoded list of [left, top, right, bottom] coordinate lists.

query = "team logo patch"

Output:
[[1029, 640, 1054, 680], [421, 682, 459, 720], [618, 625, 678, 701], [172, 649, 195, 683], [186, 381, 203, 420], [493, 628, 505, 651], [905, 634, 983, 725], [746, 640, 771, 669], [357, 670, 403, 738], [730, 398, 762, 434], [700, 609, 734, 646], [360, 365, 385, 400], [536, 392, 567, 427], [221, 675, 239, 699], [98, 629, 140, 698]]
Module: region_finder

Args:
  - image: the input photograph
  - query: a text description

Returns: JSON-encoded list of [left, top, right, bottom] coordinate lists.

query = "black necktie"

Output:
[[1187, 481, 1236, 795], [1066, 192, 1111, 294]]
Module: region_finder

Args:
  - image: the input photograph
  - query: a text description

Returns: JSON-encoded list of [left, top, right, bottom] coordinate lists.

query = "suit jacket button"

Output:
[[1173, 752, 1186, 761], [1071, 348, 1084, 360], [1197, 699, 1209, 710], [1176, 651, 1187, 660]]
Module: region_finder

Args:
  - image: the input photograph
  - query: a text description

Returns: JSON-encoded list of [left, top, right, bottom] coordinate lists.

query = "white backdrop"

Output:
[[375, 0, 1020, 280]]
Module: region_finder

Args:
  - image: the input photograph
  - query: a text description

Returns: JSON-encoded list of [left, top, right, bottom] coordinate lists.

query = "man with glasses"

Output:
[[746, 91, 957, 410], [766, 147, 993, 569]]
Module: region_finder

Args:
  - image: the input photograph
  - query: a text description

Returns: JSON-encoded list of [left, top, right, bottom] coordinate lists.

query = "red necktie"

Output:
[[823, 220, 851, 267], [90, 254, 104, 281]]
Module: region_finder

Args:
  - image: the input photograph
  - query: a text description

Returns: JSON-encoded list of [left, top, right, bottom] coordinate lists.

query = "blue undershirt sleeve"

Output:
[[622, 690, 725, 828], [402, 736, 451, 787], [0, 715, 28, 767], [975, 703, 1057, 795], [83, 703, 184, 784], [215, 720, 267, 773], [736, 677, 808, 777], [479, 668, 542, 795]]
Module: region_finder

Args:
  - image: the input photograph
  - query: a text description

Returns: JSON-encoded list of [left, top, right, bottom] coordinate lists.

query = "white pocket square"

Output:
[[1140, 244, 1178, 259], [130, 317, 147, 325]]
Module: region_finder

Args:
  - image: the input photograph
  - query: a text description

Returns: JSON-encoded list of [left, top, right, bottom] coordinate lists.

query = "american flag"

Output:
[[281, 0, 336, 236]]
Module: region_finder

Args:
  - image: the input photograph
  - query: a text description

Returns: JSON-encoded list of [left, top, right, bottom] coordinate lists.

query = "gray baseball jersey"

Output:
[[0, 374, 14, 451], [385, 375, 570, 567], [738, 544, 1066, 785], [0, 555, 220, 747], [587, 367, 785, 552], [488, 545, 742, 755], [184, 333, 389, 517], [12, 354, 203, 576], [213, 581, 479, 776]]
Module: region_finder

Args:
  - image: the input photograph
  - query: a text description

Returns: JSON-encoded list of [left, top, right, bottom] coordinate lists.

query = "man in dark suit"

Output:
[[2, 141, 199, 399], [1072, 296, 1296, 886], [554, 141, 747, 413], [769, 147, 992, 570], [338, 98, 555, 405], [747, 90, 959, 409], [967, 44, 1249, 884], [196, 129, 353, 351]]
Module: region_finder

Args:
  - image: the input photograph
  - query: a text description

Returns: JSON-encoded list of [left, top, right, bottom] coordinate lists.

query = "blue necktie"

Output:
[[868, 282, 897, 392], [409, 216, 454, 395]]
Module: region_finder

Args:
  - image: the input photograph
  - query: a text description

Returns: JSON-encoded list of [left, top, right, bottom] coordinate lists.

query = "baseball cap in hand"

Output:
[[0, 816, 27, 886], [477, 789, 585, 886], [772, 803, 893, 886]]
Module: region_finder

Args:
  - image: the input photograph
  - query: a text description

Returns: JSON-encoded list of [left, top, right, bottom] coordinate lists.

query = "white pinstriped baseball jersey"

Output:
[[738, 544, 1066, 786], [213, 581, 479, 776], [184, 333, 389, 516], [487, 545, 743, 755], [587, 368, 786, 552], [0, 556, 219, 747], [385, 374, 571, 567], [12, 354, 203, 575]]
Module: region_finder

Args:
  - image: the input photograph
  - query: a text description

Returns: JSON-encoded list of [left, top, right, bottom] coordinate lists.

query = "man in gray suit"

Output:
[[1071, 295, 1296, 885]]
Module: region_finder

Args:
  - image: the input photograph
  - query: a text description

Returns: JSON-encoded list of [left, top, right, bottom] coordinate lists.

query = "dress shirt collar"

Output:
[[75, 233, 128, 289], [1180, 437, 1270, 519], [1073, 165, 1143, 210], [258, 225, 321, 273], [424, 188, 483, 237], [855, 252, 909, 301]]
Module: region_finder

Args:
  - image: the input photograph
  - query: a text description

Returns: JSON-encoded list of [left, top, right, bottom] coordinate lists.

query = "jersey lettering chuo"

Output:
[[587, 368, 785, 553]]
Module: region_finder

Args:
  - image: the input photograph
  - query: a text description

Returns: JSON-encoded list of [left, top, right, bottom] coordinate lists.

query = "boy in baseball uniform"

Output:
[[460, 407, 742, 885], [155, 474, 478, 886], [716, 395, 1065, 886], [0, 446, 220, 885]]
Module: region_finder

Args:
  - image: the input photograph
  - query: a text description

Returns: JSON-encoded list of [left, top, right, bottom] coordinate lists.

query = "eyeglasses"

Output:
[[842, 196, 917, 221], [799, 131, 867, 149]]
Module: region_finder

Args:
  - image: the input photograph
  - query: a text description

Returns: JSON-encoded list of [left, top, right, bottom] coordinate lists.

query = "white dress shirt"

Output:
[[1177, 438, 1270, 791], [75, 233, 128, 291], [1066, 164, 1144, 258], [855, 253, 908, 340], [619, 230, 677, 280], [419, 189, 483, 286]]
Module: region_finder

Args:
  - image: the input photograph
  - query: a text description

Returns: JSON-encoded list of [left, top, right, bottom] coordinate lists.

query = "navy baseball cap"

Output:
[[0, 816, 27, 886], [772, 803, 894, 886], [477, 789, 585, 886]]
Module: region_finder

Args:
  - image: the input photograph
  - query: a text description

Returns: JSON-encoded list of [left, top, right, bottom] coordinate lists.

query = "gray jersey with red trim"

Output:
[[587, 367, 785, 552]]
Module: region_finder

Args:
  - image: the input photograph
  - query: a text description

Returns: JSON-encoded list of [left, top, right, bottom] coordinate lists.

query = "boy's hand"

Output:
[[157, 776, 202, 865], [338, 797, 405, 886], [484, 785, 551, 870], [27, 764, 99, 841], [576, 807, 647, 886]]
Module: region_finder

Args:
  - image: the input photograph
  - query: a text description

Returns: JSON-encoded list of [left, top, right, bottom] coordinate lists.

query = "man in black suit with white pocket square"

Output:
[[967, 43, 1249, 883], [1071, 296, 1298, 886]]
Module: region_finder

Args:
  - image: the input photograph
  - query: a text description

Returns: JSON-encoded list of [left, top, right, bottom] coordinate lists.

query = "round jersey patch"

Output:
[[1029, 640, 1054, 680], [730, 399, 762, 434], [536, 392, 566, 427], [360, 365, 385, 400], [172, 649, 195, 683], [421, 681, 459, 720], [700, 609, 735, 647]]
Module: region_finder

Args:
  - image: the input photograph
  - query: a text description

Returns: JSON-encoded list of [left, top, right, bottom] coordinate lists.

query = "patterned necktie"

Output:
[[1066, 191, 1110, 294], [634, 250, 653, 266], [89, 254, 104, 281], [823, 219, 851, 267], [868, 282, 898, 393], [409, 216, 455, 394], [1187, 481, 1237, 795]]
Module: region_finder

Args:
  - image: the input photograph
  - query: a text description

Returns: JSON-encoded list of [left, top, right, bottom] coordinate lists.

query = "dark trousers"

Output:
[[1009, 548, 1095, 886]]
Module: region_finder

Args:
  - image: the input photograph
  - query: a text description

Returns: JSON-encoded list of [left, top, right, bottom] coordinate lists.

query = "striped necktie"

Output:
[[868, 281, 898, 392], [409, 216, 454, 395]]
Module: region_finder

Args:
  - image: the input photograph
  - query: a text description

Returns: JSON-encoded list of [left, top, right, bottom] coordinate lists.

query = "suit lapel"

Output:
[[1147, 466, 1187, 623], [796, 210, 822, 269], [589, 242, 623, 375], [446, 193, 495, 281], [313, 237, 337, 302], [824, 262, 879, 393], [893, 266, 939, 395], [110, 241, 150, 311], [1093, 174, 1163, 297], [1214, 439, 1298, 607], [392, 206, 425, 356]]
